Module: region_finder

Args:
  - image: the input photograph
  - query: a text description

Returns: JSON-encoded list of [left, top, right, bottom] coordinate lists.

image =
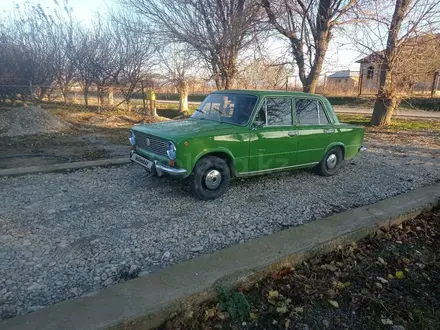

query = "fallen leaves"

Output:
[[294, 306, 304, 313], [268, 290, 279, 298], [376, 277, 389, 284], [328, 300, 339, 308], [276, 306, 288, 314], [162, 209, 440, 330], [395, 271, 405, 279], [204, 308, 216, 320], [324, 264, 338, 272], [381, 318, 394, 325]]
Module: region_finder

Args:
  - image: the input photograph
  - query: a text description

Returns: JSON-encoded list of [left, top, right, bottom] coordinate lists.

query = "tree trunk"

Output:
[[303, 34, 329, 94], [61, 89, 67, 104], [177, 80, 189, 112], [83, 88, 89, 107], [97, 87, 105, 112], [371, 96, 400, 126], [214, 76, 221, 90], [370, 0, 411, 126], [108, 87, 114, 106], [224, 76, 231, 90], [125, 99, 131, 112]]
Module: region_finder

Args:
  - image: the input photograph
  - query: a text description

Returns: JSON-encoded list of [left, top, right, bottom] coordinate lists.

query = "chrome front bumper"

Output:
[[130, 151, 187, 177], [359, 145, 367, 152]]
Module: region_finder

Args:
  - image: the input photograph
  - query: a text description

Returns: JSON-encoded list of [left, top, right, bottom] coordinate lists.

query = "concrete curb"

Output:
[[0, 158, 130, 178], [2, 183, 440, 330]]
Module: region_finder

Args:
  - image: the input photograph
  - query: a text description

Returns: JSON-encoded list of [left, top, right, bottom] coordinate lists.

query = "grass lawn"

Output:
[[337, 114, 440, 131], [160, 207, 440, 330]]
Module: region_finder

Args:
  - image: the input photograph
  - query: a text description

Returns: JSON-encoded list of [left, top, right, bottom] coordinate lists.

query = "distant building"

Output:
[[356, 52, 384, 91], [326, 70, 359, 90], [356, 34, 440, 94]]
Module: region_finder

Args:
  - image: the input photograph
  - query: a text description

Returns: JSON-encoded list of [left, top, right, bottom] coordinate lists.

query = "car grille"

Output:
[[134, 132, 168, 157]]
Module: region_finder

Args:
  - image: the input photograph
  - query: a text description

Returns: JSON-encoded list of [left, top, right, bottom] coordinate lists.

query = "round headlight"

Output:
[[167, 141, 176, 160], [129, 130, 136, 146]]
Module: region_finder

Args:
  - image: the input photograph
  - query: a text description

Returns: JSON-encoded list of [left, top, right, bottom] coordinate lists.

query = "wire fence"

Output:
[[0, 79, 158, 114], [0, 70, 438, 114]]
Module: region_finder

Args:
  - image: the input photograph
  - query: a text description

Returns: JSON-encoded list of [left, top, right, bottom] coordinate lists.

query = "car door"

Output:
[[294, 98, 335, 165], [247, 97, 298, 173]]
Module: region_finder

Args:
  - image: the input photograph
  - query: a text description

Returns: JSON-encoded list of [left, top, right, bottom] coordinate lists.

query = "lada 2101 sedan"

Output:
[[129, 90, 365, 200]]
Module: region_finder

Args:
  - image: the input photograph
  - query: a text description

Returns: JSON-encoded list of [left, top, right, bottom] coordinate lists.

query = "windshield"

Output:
[[191, 93, 258, 126]]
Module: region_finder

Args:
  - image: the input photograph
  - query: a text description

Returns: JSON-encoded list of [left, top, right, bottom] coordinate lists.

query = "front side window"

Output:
[[191, 93, 257, 126], [295, 99, 330, 125]]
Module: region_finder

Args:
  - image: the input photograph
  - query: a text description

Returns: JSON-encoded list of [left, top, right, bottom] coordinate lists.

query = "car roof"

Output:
[[211, 89, 324, 99]]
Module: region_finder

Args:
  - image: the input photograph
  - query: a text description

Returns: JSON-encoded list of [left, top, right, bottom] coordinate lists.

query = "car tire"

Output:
[[190, 156, 230, 200], [316, 147, 343, 176]]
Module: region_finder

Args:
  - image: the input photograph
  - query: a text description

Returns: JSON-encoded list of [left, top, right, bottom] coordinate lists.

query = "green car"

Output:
[[129, 90, 365, 200]]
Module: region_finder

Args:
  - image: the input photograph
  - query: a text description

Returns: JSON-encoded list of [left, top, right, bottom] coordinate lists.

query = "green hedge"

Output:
[[326, 96, 440, 111], [155, 93, 207, 102], [157, 108, 180, 119]]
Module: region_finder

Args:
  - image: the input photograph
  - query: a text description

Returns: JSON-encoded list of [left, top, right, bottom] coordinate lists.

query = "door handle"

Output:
[[324, 129, 335, 134], [287, 131, 297, 137]]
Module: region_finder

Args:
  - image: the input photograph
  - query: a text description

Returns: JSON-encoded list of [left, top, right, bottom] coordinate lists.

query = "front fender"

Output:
[[191, 147, 235, 172]]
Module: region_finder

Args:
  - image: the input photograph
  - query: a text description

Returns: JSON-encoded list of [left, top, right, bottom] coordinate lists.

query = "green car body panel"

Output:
[[130, 90, 365, 178]]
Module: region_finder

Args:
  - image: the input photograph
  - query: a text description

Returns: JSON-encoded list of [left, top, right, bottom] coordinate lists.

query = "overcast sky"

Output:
[[1, 0, 363, 73]]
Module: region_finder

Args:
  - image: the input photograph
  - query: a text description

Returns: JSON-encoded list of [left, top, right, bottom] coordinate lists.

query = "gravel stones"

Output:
[[0, 106, 70, 137], [0, 143, 440, 320]]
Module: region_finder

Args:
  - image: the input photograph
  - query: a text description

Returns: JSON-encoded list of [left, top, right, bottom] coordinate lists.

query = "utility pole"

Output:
[[431, 71, 439, 98]]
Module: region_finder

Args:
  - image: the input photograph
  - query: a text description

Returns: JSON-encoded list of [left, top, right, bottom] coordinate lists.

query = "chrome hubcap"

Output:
[[326, 154, 337, 169], [205, 169, 222, 190]]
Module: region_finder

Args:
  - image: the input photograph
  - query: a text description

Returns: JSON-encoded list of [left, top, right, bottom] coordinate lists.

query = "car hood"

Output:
[[131, 118, 236, 142]]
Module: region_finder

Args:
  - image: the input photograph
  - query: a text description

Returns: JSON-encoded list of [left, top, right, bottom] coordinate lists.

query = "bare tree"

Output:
[[109, 11, 157, 112], [118, 0, 261, 90], [28, 1, 80, 104], [156, 44, 199, 112], [262, 0, 361, 93], [4, 4, 57, 102], [238, 58, 290, 89], [71, 28, 96, 106], [361, 0, 440, 126]]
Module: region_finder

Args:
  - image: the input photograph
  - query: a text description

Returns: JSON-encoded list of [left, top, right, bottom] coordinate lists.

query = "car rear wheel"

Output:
[[190, 156, 230, 200], [316, 147, 343, 176]]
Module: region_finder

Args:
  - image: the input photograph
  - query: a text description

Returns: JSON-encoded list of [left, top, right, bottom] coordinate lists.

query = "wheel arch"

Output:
[[192, 148, 236, 176], [324, 142, 345, 159]]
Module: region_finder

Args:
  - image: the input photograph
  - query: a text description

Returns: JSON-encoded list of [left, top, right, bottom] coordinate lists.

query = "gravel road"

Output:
[[1, 144, 440, 319]]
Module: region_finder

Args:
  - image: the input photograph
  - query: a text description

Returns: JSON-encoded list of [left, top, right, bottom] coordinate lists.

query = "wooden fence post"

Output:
[[141, 82, 146, 115], [358, 73, 364, 96]]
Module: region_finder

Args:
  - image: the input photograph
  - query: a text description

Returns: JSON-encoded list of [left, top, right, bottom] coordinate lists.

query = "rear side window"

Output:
[[295, 99, 330, 125]]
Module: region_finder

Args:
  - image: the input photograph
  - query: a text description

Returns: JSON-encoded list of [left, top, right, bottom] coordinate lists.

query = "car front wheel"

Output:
[[316, 147, 343, 176], [190, 156, 230, 200]]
